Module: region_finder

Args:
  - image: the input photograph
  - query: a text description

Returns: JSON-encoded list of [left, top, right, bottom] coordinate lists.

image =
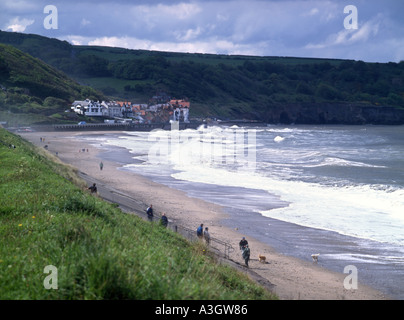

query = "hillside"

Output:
[[0, 42, 103, 125], [0, 127, 276, 300], [1, 30, 404, 123]]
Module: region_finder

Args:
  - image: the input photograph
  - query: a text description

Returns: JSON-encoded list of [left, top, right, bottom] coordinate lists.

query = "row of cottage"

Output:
[[71, 99, 190, 123]]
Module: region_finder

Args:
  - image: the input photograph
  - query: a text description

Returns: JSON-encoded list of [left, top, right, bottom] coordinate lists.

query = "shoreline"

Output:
[[19, 130, 389, 300]]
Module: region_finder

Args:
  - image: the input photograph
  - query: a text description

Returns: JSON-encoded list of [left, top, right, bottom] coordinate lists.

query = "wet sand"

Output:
[[20, 130, 389, 300]]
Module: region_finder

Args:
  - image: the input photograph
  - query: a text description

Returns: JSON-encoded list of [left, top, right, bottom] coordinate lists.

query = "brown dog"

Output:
[[258, 254, 266, 263]]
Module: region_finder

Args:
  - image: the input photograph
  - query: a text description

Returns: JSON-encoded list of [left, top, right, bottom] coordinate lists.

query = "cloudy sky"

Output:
[[1, 0, 403, 63]]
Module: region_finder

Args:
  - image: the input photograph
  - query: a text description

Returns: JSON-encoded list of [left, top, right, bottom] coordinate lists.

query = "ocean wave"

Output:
[[170, 163, 404, 246], [321, 253, 404, 265], [84, 125, 404, 248], [274, 136, 285, 143], [304, 157, 387, 168], [266, 127, 301, 133]]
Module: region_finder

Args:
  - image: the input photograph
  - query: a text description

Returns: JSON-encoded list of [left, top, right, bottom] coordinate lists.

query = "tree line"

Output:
[[71, 53, 404, 109]]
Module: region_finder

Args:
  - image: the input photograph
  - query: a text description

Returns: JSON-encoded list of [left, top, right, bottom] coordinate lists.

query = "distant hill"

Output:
[[0, 41, 103, 124], [1, 30, 404, 124]]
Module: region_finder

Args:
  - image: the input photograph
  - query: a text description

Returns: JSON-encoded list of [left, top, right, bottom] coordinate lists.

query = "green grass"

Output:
[[0, 43, 104, 123], [0, 128, 277, 300]]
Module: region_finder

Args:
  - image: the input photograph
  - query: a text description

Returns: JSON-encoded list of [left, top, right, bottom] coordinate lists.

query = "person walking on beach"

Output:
[[160, 213, 168, 227], [203, 227, 211, 245], [239, 237, 250, 267], [99, 161, 104, 171], [239, 237, 248, 250], [242, 245, 250, 267], [146, 204, 154, 222], [196, 224, 204, 239], [88, 183, 97, 194]]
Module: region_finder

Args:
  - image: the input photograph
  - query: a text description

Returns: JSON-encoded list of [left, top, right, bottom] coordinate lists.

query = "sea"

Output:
[[84, 124, 404, 299]]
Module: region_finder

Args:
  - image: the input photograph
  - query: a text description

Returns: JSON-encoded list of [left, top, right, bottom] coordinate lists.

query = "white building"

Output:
[[101, 101, 122, 118], [71, 99, 91, 115], [84, 101, 104, 117], [120, 102, 133, 118], [72, 100, 125, 118], [71, 99, 103, 116], [173, 107, 189, 123]]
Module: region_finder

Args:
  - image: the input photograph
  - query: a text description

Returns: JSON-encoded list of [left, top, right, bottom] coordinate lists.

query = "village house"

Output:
[[72, 100, 132, 118], [132, 104, 148, 121], [101, 101, 122, 118], [84, 101, 104, 117], [148, 104, 170, 112], [170, 99, 190, 108], [71, 99, 92, 115], [71, 97, 190, 123], [117, 101, 133, 118], [170, 99, 190, 123]]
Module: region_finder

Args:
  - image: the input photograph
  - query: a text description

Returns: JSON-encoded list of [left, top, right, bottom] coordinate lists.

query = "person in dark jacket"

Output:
[[146, 204, 153, 222], [88, 183, 97, 194], [160, 213, 168, 227], [203, 227, 211, 245], [239, 237, 248, 250], [242, 245, 250, 267], [196, 224, 204, 238]]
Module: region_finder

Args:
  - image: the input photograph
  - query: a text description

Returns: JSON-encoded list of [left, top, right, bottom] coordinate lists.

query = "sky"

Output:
[[1, 0, 404, 63]]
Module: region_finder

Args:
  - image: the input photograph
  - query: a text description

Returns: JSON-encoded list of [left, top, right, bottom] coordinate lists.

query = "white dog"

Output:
[[311, 253, 320, 263]]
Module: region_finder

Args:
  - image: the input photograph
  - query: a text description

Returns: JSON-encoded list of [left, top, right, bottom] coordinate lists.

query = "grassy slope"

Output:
[[1, 44, 75, 99], [0, 128, 276, 300], [0, 43, 103, 102], [0, 43, 103, 125]]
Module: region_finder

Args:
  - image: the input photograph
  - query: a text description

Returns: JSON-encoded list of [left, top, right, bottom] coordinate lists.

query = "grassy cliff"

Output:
[[0, 42, 103, 125], [0, 128, 276, 300]]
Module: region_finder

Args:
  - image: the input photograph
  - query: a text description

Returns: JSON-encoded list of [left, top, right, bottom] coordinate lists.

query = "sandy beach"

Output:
[[19, 130, 389, 300]]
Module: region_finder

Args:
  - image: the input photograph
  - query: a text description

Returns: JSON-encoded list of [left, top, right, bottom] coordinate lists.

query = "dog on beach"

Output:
[[311, 253, 320, 263], [258, 254, 266, 263]]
